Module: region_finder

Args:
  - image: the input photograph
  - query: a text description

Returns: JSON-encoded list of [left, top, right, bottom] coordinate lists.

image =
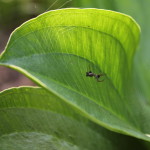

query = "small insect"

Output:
[[86, 71, 105, 82]]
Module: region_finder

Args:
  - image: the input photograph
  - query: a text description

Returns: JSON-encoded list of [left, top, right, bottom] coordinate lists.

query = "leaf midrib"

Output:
[[0, 61, 138, 132]]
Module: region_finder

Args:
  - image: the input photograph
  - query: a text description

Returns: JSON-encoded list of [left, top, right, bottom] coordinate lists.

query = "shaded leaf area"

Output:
[[0, 8, 149, 141], [0, 87, 147, 150]]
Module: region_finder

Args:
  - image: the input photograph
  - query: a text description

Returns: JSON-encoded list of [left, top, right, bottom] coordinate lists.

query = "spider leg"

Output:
[[97, 78, 104, 82], [95, 73, 105, 82], [98, 73, 105, 76]]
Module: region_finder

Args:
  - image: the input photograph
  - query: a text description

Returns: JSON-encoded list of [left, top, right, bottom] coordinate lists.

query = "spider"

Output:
[[86, 71, 105, 82]]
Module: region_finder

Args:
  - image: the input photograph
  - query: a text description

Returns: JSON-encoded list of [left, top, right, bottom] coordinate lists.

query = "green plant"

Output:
[[0, 8, 150, 149]]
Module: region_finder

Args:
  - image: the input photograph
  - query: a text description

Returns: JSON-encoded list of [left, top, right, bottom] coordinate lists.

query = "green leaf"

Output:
[[111, 0, 150, 109], [72, 1, 150, 148], [0, 87, 147, 150], [74, 0, 150, 110], [0, 8, 150, 141]]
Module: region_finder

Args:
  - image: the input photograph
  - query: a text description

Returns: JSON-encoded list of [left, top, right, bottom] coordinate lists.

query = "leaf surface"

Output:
[[0, 87, 146, 150], [0, 8, 150, 141]]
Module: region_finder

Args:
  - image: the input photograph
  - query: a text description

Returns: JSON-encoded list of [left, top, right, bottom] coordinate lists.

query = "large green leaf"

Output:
[[110, 0, 150, 110], [74, 1, 150, 145], [0, 87, 146, 150], [73, 0, 150, 109], [0, 8, 150, 141]]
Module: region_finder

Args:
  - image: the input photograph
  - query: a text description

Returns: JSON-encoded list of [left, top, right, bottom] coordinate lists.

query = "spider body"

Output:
[[86, 71, 104, 82]]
